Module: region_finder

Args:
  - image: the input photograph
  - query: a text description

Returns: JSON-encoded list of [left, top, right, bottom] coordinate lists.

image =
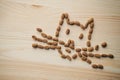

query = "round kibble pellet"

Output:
[[95, 45, 99, 51], [72, 54, 77, 59], [44, 46, 50, 50], [32, 43, 38, 48], [81, 56, 87, 61], [87, 47, 94, 52], [82, 48, 87, 51], [86, 59, 92, 64], [32, 35, 37, 40], [92, 64, 98, 69], [75, 48, 81, 52], [79, 33, 84, 39], [69, 21, 74, 25], [88, 34, 91, 40], [58, 49, 63, 55], [78, 52, 82, 57], [47, 35, 52, 40], [86, 41, 91, 47], [61, 13, 65, 20], [101, 54, 108, 57], [36, 28, 42, 32], [90, 23, 94, 28], [94, 54, 101, 58], [65, 48, 71, 53], [59, 40, 65, 45], [66, 29, 70, 35], [101, 42, 107, 48], [66, 55, 72, 61], [55, 31, 59, 37], [57, 26, 61, 32], [41, 32, 47, 38], [61, 54, 66, 59], [88, 53, 94, 57], [88, 18, 94, 24], [89, 28, 93, 34], [52, 37, 58, 41], [80, 24, 85, 30], [64, 13, 69, 19], [38, 45, 44, 49], [74, 21, 80, 26], [82, 52, 88, 57], [108, 54, 114, 58], [59, 20, 63, 25], [98, 64, 104, 69]]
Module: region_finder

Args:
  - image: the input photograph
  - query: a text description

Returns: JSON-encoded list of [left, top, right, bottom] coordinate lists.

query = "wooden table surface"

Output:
[[0, 0, 120, 80]]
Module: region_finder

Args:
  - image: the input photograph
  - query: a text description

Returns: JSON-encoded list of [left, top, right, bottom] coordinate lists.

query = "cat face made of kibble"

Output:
[[32, 13, 114, 69]]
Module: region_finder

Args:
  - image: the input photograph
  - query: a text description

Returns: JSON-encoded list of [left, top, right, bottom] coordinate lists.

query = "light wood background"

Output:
[[0, 0, 120, 80]]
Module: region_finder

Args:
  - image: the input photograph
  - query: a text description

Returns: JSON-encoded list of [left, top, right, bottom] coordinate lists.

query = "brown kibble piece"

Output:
[[88, 34, 91, 40], [32, 35, 37, 40], [66, 18, 70, 24], [64, 13, 69, 19], [66, 55, 72, 61], [61, 54, 66, 59], [66, 29, 70, 35], [88, 53, 94, 57], [78, 52, 82, 57], [57, 26, 61, 32], [32, 43, 38, 48], [89, 28, 93, 34], [36, 28, 42, 32], [82, 52, 88, 57], [44, 46, 50, 50], [95, 45, 99, 51], [72, 54, 77, 59], [108, 54, 114, 58], [75, 48, 81, 52], [47, 35, 52, 40], [38, 45, 44, 49], [86, 40, 91, 47], [88, 47, 94, 52], [58, 49, 63, 55], [86, 59, 92, 64], [90, 23, 94, 28], [55, 46, 61, 49], [101, 54, 108, 57], [53, 37, 58, 41], [61, 13, 65, 20], [59, 40, 65, 45], [79, 33, 83, 39], [64, 43, 69, 47], [55, 31, 59, 37], [98, 64, 104, 69], [59, 20, 63, 25], [81, 56, 87, 61], [69, 21, 74, 25], [88, 18, 94, 24], [49, 46, 56, 50], [42, 39, 48, 43], [92, 64, 98, 69], [52, 41, 58, 46], [65, 48, 71, 53], [82, 48, 87, 51], [74, 21, 80, 26], [80, 24, 85, 30], [41, 32, 47, 38], [69, 45, 75, 50], [94, 54, 101, 58], [101, 42, 107, 48]]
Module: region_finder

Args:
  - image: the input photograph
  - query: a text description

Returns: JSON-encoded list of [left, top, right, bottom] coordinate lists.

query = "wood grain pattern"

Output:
[[0, 0, 120, 80]]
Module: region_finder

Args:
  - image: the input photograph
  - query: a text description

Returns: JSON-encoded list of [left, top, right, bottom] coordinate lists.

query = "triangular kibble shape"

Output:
[[32, 13, 114, 69]]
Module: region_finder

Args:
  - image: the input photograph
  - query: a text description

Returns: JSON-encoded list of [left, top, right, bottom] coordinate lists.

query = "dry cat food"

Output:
[[32, 13, 114, 69], [66, 28, 70, 35], [79, 33, 84, 39]]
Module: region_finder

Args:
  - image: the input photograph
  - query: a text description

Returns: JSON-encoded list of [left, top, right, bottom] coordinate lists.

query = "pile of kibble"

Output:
[[32, 13, 114, 69]]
